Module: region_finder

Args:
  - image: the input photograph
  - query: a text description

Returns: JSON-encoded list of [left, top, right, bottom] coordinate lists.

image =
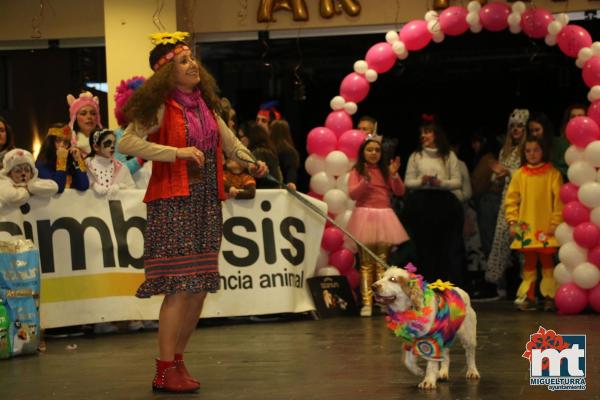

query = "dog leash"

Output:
[[235, 149, 391, 270]]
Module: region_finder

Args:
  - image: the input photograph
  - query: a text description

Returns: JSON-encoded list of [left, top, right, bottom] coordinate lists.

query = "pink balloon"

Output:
[[307, 191, 323, 200], [325, 212, 336, 228], [337, 129, 367, 159], [439, 6, 469, 36], [588, 101, 600, 127], [583, 56, 600, 88], [321, 227, 344, 252], [307, 127, 337, 156], [588, 283, 600, 312], [345, 268, 360, 290], [399, 20, 432, 51], [329, 248, 356, 274], [325, 110, 353, 137], [566, 116, 600, 147], [520, 8, 553, 39], [340, 73, 370, 103], [574, 222, 600, 249], [557, 25, 593, 58], [479, 2, 510, 32], [555, 283, 588, 314], [563, 201, 590, 227], [559, 182, 579, 204], [365, 42, 396, 74], [587, 245, 600, 267]]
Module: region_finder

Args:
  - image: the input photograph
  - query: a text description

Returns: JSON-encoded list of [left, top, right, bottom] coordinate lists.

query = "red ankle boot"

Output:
[[174, 353, 200, 385], [152, 359, 200, 393]]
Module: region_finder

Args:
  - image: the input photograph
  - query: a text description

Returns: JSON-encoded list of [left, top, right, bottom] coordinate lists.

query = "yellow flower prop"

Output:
[[149, 31, 190, 46], [428, 279, 455, 292]]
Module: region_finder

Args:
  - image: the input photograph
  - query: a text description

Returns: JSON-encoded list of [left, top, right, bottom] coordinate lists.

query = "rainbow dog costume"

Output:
[[385, 276, 466, 361]]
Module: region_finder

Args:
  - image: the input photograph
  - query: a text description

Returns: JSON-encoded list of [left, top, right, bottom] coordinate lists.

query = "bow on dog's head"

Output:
[[372, 267, 425, 312]]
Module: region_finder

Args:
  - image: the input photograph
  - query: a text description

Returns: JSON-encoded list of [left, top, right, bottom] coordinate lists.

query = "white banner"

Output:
[[0, 189, 326, 328]]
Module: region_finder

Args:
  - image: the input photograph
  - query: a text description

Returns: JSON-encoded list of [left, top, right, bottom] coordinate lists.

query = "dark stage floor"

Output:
[[0, 301, 598, 400]]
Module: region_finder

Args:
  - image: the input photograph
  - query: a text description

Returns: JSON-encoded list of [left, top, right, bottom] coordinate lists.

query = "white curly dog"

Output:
[[372, 267, 480, 390]]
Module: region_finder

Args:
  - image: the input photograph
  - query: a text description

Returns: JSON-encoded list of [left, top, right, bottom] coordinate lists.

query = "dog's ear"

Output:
[[399, 277, 424, 310]]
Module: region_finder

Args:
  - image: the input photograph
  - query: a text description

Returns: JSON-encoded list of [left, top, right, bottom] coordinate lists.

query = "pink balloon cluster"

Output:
[[557, 78, 600, 314], [307, 2, 599, 299]]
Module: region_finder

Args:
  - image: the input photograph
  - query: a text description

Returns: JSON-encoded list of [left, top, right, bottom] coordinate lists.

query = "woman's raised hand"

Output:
[[177, 146, 205, 166], [389, 156, 401, 176]]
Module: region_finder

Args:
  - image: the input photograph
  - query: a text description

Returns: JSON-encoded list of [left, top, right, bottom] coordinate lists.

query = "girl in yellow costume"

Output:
[[505, 136, 563, 311]]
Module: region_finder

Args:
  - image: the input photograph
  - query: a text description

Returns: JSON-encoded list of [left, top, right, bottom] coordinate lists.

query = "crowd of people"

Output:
[[0, 30, 581, 393]]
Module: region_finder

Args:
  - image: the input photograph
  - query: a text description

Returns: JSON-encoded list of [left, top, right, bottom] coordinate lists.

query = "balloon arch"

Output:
[[305, 0, 600, 314]]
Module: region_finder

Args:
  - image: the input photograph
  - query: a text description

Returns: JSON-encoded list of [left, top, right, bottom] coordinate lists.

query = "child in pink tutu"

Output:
[[346, 135, 409, 317]]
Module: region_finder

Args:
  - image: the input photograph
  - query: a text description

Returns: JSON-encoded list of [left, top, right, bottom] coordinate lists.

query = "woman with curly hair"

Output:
[[119, 32, 266, 394]]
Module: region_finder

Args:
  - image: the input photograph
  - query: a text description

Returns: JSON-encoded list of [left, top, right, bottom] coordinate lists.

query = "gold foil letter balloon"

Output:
[[257, 0, 309, 22], [320, 0, 361, 18]]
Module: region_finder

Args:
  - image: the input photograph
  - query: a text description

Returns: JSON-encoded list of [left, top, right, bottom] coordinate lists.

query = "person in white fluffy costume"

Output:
[[0, 148, 58, 209]]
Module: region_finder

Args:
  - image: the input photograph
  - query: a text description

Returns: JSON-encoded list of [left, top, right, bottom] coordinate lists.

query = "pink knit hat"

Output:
[[66, 91, 103, 131]]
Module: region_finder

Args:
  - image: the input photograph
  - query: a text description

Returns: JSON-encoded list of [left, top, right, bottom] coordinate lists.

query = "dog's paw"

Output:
[[418, 378, 437, 390], [466, 368, 480, 380], [438, 369, 449, 381]]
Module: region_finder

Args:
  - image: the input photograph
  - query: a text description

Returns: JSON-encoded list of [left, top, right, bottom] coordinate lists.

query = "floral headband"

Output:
[[47, 126, 71, 139], [150, 31, 191, 71]]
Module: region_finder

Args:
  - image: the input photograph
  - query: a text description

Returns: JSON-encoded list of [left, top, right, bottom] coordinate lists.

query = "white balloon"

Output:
[[385, 30, 399, 44], [596, 168, 600, 184], [559, 242, 588, 269], [316, 265, 340, 276], [576, 58, 585, 69], [427, 19, 441, 34], [554, 263, 574, 285], [305, 153, 326, 176], [511, 1, 526, 14], [592, 41, 600, 56], [325, 151, 350, 177], [467, 1, 481, 13], [556, 13, 570, 26], [545, 34, 557, 47], [588, 86, 600, 103], [568, 160, 596, 186], [555, 223, 574, 245], [470, 24, 482, 34], [578, 47, 593, 64], [330, 95, 345, 110], [507, 13, 521, 27], [591, 206, 600, 227], [344, 237, 358, 253], [565, 145, 585, 166], [548, 21, 563, 36], [316, 248, 330, 269], [509, 25, 522, 35], [353, 60, 368, 75], [323, 189, 349, 214], [334, 209, 353, 230], [425, 10, 438, 22], [365, 69, 378, 83], [392, 41, 406, 56], [310, 171, 336, 195], [433, 32, 445, 43], [397, 51, 409, 60], [586, 141, 600, 167], [335, 172, 349, 193], [466, 11, 480, 26], [579, 182, 600, 208], [344, 101, 357, 116], [573, 262, 600, 289], [346, 198, 356, 210]]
